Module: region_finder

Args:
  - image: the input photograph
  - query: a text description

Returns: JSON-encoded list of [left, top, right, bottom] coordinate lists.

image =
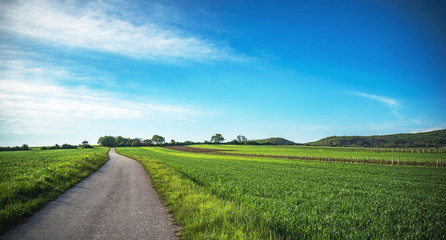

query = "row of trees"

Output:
[[98, 134, 297, 147], [98, 134, 228, 147], [98, 135, 168, 147], [98, 134, 229, 147], [1, 134, 296, 151], [41, 141, 93, 150], [0, 144, 30, 151], [1, 141, 94, 151]]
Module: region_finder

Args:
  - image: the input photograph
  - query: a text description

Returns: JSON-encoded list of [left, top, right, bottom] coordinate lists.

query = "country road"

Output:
[[1, 148, 179, 240]]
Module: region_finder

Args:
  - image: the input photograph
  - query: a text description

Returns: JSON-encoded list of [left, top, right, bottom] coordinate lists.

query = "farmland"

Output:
[[118, 146, 446, 239], [189, 144, 446, 164], [0, 147, 109, 233]]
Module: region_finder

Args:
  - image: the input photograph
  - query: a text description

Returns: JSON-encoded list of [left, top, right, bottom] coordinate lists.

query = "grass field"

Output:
[[0, 147, 109, 234], [190, 144, 446, 163], [118, 146, 446, 239]]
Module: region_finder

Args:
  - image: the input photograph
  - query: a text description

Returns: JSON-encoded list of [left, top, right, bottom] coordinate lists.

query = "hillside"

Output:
[[306, 129, 446, 148], [251, 137, 296, 145]]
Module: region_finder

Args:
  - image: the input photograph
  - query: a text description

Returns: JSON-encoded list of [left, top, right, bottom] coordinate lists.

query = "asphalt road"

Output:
[[2, 148, 179, 240]]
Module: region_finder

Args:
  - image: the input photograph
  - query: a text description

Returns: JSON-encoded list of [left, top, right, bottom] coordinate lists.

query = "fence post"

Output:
[[392, 157, 394, 165]]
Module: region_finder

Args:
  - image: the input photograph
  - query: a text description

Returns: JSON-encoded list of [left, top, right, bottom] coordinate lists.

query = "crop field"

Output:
[[189, 144, 446, 164], [0, 148, 109, 233], [118, 146, 446, 239]]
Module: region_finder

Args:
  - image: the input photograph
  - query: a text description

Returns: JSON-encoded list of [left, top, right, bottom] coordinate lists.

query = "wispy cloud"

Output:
[[0, 48, 118, 87], [0, 80, 207, 134], [0, 0, 246, 62], [351, 91, 402, 119], [0, 57, 209, 135], [353, 92, 397, 107]]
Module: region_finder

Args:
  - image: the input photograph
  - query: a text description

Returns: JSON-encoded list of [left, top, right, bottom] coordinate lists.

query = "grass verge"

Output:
[[0, 148, 109, 234], [117, 148, 282, 240]]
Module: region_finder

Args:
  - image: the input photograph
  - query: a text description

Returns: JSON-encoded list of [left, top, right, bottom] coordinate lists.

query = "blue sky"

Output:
[[1, 0, 445, 146]]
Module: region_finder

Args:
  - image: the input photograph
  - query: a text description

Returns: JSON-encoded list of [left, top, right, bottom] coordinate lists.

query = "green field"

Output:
[[118, 146, 446, 239], [0, 148, 109, 233], [190, 144, 446, 163]]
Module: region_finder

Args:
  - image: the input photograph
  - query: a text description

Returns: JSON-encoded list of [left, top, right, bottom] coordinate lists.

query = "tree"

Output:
[[210, 133, 224, 144], [143, 139, 152, 146], [115, 136, 133, 146], [170, 139, 176, 145], [98, 136, 118, 147], [116, 136, 126, 146], [131, 138, 141, 147], [237, 135, 247, 143], [82, 140, 89, 146], [152, 135, 165, 144]]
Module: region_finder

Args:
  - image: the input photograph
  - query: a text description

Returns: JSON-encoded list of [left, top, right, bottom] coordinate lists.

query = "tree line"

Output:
[[0, 141, 95, 151], [41, 141, 93, 150], [97, 135, 194, 147], [0, 144, 30, 152], [1, 134, 299, 151], [97, 134, 298, 147], [97, 134, 243, 147], [306, 129, 446, 148]]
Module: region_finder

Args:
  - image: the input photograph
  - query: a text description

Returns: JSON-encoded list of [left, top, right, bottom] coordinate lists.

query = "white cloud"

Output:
[[0, 57, 209, 135], [351, 91, 402, 119], [0, 50, 118, 87], [0, 0, 245, 62], [0, 79, 207, 134], [353, 92, 397, 107]]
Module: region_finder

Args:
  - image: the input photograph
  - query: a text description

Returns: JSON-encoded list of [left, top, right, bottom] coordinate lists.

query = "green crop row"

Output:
[[118, 147, 446, 239], [0, 148, 109, 234], [190, 144, 446, 163]]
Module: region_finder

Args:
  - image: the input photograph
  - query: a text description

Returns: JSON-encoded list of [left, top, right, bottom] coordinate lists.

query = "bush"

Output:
[[61, 144, 77, 149], [41, 144, 77, 150], [0, 145, 31, 152]]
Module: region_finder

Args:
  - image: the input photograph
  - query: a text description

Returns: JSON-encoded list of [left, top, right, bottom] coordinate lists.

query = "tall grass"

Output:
[[0, 148, 109, 234]]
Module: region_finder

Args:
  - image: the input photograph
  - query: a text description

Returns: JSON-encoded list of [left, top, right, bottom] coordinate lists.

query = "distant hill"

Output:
[[251, 137, 296, 145], [306, 129, 446, 148]]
